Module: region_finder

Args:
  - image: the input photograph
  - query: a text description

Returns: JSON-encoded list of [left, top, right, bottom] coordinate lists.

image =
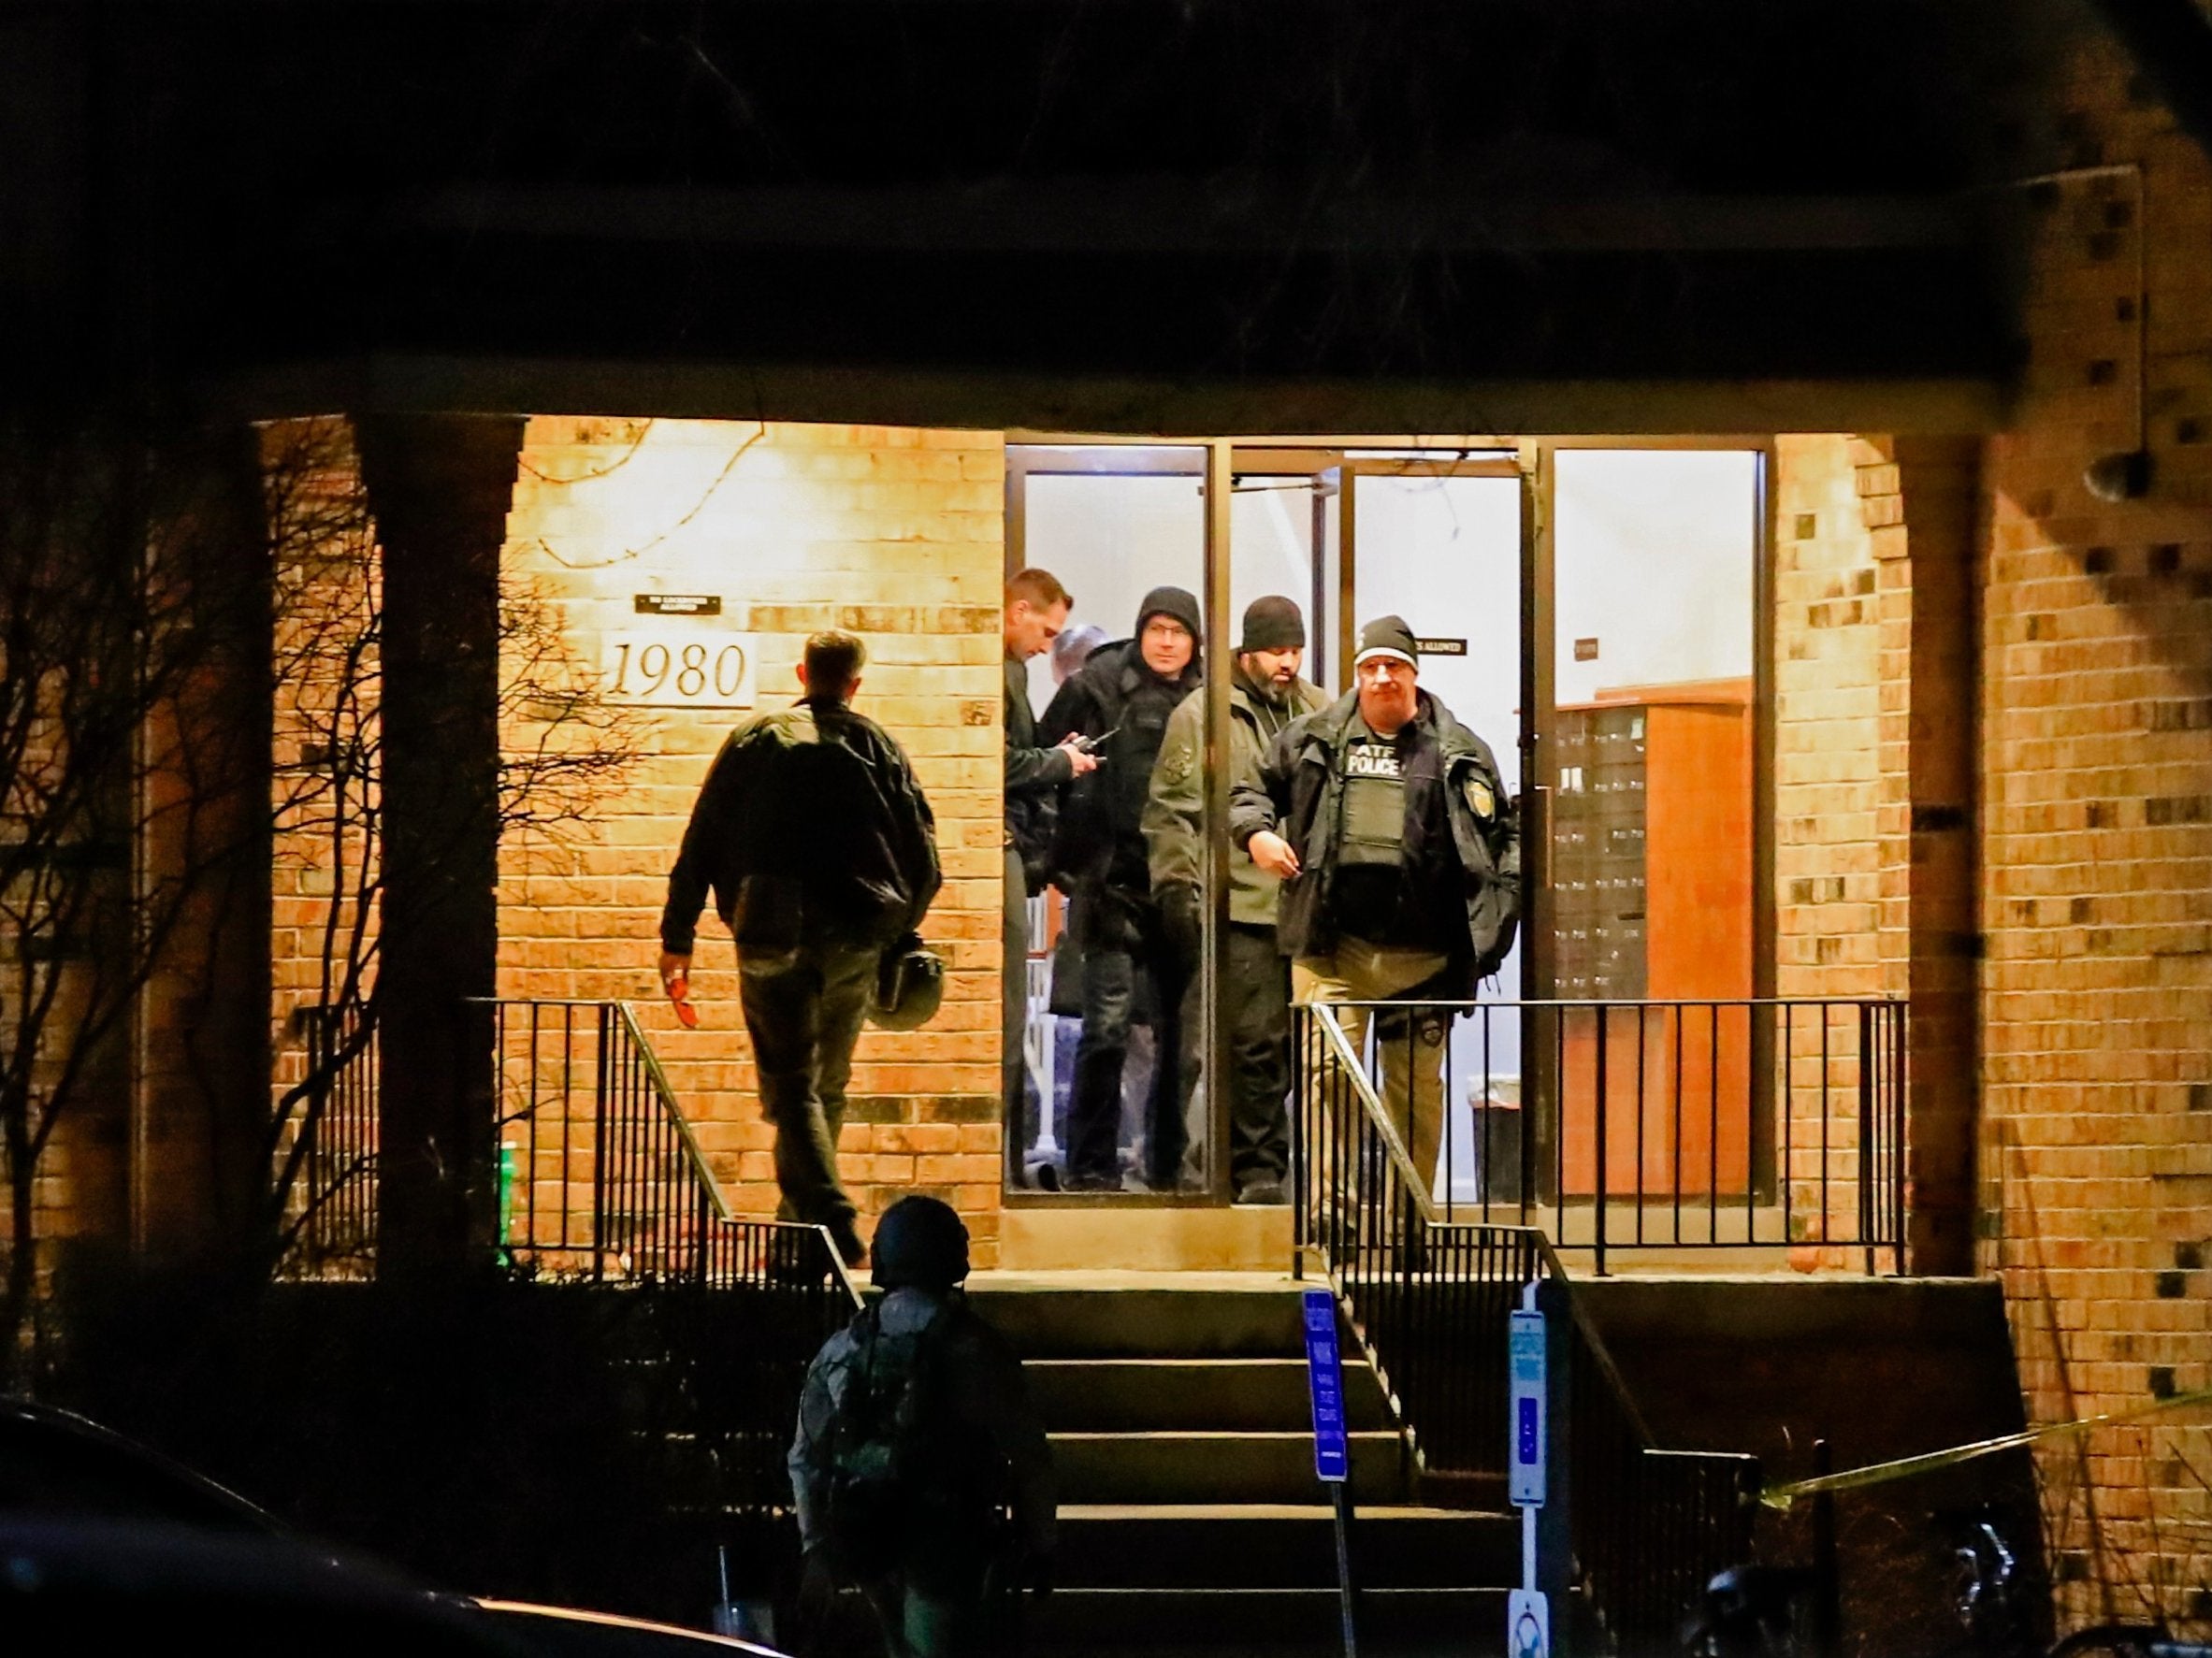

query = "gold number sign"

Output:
[[600, 630, 757, 709]]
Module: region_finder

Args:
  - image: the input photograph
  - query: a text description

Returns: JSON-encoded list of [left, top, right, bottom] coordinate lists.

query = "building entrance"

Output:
[[1004, 438, 1764, 1224]]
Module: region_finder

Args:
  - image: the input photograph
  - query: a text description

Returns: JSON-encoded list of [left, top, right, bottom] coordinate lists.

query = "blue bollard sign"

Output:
[[1303, 1289, 1351, 1483], [1509, 1308, 1547, 1507]]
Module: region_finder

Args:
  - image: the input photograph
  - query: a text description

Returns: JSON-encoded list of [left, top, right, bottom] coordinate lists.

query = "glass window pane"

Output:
[[1550, 450, 1759, 1204], [1008, 456, 1212, 1200], [1351, 471, 1523, 1204]]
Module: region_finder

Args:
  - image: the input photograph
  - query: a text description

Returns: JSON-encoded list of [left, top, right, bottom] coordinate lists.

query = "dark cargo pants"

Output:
[[739, 940, 876, 1256], [1066, 887, 1189, 1189], [1173, 923, 1294, 1196]]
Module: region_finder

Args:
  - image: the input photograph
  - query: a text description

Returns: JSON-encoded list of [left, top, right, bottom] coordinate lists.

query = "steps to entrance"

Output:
[[1028, 1359, 1395, 1433], [962, 1273, 1514, 1657]]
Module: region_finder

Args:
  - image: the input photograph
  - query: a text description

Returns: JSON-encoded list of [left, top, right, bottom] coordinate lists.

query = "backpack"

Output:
[[822, 1301, 971, 1583]]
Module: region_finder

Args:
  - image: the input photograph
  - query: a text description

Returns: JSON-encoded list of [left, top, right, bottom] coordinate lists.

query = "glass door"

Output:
[[1334, 457, 1530, 1210], [1004, 446, 1215, 1203]]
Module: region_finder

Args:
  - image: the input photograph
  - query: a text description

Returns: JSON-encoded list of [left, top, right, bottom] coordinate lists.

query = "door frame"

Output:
[[1003, 435, 1776, 1207]]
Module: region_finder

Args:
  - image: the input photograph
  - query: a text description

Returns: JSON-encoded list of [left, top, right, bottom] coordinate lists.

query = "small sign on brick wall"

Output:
[[634, 593, 722, 616]]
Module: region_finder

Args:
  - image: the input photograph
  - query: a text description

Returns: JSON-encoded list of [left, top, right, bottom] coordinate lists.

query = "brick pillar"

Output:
[[1858, 435, 1982, 1275], [355, 413, 522, 1279]]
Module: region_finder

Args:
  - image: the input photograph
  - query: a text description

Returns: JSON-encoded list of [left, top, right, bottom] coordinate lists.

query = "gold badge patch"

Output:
[[1464, 776, 1496, 820]]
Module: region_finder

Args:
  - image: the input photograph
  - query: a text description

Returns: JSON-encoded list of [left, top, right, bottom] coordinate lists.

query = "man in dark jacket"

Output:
[[659, 631, 941, 1265], [1230, 615, 1519, 1197], [1143, 596, 1328, 1203], [1038, 586, 1204, 1191], [1001, 569, 1097, 1139]]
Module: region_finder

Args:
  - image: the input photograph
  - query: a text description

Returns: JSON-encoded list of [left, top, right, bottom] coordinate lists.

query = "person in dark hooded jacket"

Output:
[[1036, 586, 1203, 1190], [789, 1196, 1053, 1658]]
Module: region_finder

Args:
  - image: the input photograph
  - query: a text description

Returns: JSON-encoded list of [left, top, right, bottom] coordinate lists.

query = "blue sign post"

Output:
[[1508, 1287, 1553, 1658], [1303, 1289, 1351, 1481], [1303, 1289, 1358, 1658]]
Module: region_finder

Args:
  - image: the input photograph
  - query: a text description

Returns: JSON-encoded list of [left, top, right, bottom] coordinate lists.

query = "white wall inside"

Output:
[[1554, 449, 1758, 705]]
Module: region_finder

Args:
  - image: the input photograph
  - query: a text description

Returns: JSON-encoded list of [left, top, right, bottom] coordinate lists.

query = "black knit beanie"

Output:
[[1135, 584, 1202, 641], [1237, 596, 1307, 654], [1352, 614, 1420, 670]]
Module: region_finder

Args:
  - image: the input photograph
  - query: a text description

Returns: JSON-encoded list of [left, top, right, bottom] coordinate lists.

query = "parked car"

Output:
[[0, 1400, 786, 1658]]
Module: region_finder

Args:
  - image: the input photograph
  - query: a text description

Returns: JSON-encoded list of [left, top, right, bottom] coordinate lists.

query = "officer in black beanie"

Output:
[[1144, 596, 1327, 1202], [1037, 586, 1204, 1190], [1229, 614, 1520, 1199]]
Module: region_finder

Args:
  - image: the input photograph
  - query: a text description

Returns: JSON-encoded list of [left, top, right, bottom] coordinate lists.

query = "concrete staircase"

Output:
[[963, 1275, 1516, 1658]]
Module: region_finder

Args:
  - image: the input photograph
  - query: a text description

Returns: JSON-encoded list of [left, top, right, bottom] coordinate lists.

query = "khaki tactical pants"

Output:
[[1294, 938, 1451, 1203]]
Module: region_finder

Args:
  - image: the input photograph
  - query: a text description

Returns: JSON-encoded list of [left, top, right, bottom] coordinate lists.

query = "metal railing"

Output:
[[1293, 1000, 1760, 1654], [1296, 996, 1906, 1275], [276, 1003, 380, 1275], [487, 998, 863, 1539], [274, 997, 864, 1305], [488, 998, 860, 1299], [272, 998, 859, 1550], [1551, 1254, 1763, 1651]]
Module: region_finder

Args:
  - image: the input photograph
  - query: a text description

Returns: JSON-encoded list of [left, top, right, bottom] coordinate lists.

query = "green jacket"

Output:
[[1143, 670, 1327, 929]]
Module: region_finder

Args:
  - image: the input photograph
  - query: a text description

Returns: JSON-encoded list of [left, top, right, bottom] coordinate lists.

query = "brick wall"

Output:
[[265, 417, 383, 1255], [1973, 30, 2212, 1628], [499, 419, 1008, 1262], [1771, 435, 1897, 1247]]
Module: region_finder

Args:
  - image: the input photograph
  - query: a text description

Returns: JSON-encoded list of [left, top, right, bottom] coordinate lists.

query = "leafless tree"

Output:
[[0, 413, 646, 1358], [0, 413, 274, 1362], [257, 417, 646, 1276]]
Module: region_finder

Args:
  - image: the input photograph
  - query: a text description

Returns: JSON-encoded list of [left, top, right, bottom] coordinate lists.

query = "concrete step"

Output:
[[1052, 1431, 1412, 1507], [1025, 1584, 1508, 1655], [1028, 1358, 1395, 1433], [1053, 1504, 1517, 1589], [965, 1276, 1308, 1361]]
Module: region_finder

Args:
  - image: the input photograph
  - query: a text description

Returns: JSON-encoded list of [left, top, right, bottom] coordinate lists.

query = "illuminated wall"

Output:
[[499, 419, 1009, 1257]]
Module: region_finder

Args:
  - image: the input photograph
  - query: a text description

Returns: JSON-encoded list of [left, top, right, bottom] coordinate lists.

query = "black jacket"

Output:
[[1004, 654, 1073, 888], [1229, 688, 1520, 993], [660, 699, 941, 957], [1037, 638, 1202, 898]]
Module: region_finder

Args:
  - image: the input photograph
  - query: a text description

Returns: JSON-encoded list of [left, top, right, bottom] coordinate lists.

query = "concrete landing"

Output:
[[999, 1204, 1293, 1270], [996, 1200, 1889, 1277]]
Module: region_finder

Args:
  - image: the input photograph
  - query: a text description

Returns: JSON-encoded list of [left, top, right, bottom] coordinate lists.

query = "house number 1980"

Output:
[[599, 630, 758, 709]]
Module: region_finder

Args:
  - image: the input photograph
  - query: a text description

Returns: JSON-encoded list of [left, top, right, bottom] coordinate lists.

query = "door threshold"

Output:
[[1001, 1204, 1294, 1272]]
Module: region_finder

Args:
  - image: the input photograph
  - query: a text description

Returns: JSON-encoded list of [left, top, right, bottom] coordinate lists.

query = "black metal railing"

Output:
[[1293, 1000, 1761, 1654], [487, 998, 860, 1299], [486, 998, 862, 1541], [276, 1003, 380, 1275], [275, 997, 863, 1305], [268, 997, 858, 1564], [1295, 996, 1906, 1275], [1546, 1245, 1762, 1651]]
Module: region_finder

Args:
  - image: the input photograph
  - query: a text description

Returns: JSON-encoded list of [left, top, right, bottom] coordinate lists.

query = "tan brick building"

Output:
[[499, 419, 1010, 1247], [10, 0, 2212, 1636]]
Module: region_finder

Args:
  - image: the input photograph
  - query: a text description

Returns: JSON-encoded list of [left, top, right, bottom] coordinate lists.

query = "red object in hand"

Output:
[[668, 972, 700, 1028]]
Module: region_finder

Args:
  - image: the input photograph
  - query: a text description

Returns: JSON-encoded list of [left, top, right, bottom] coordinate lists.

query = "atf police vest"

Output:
[[1337, 723, 1406, 870]]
